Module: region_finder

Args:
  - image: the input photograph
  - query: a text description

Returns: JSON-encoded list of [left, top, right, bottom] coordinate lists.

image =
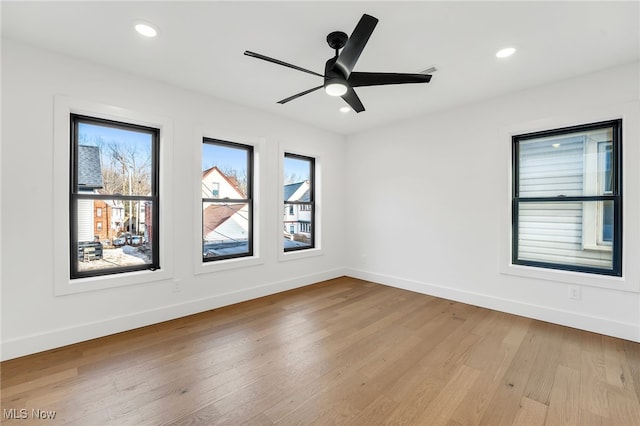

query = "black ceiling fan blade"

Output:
[[277, 85, 324, 104], [333, 14, 378, 79], [348, 72, 432, 87], [244, 51, 325, 78], [341, 87, 365, 113]]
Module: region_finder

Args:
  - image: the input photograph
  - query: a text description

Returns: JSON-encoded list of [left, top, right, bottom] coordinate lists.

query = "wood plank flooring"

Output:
[[2, 277, 639, 425]]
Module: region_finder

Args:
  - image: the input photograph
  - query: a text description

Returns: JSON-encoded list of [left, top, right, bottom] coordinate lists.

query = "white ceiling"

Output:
[[2, 1, 639, 135]]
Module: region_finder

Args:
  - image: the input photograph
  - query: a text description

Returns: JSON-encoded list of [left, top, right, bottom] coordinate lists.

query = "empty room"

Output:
[[1, 1, 639, 425]]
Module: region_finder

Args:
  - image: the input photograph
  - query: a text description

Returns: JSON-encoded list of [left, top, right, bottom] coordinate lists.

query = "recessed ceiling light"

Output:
[[496, 47, 516, 58], [135, 22, 158, 38], [552, 143, 561, 148], [340, 106, 351, 113]]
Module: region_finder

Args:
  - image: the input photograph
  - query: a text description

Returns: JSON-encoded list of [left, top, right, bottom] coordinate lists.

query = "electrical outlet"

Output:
[[568, 285, 581, 300], [172, 279, 181, 293]]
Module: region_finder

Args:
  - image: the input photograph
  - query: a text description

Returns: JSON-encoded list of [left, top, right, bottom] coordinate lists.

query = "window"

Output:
[[70, 114, 159, 279], [210, 182, 220, 198], [512, 119, 622, 276], [284, 153, 315, 251], [202, 138, 253, 261]]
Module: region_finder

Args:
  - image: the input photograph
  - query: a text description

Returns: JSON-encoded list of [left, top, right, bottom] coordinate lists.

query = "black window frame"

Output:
[[284, 153, 315, 252], [512, 119, 622, 276], [201, 138, 254, 262], [70, 114, 160, 279]]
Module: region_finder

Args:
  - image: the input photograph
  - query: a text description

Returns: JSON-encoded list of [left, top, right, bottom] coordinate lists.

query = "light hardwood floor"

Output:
[[2, 277, 640, 425]]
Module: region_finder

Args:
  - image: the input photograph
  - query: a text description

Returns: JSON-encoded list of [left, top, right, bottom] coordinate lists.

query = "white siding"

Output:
[[202, 168, 244, 199], [518, 136, 585, 197], [77, 199, 94, 242], [517, 202, 612, 268]]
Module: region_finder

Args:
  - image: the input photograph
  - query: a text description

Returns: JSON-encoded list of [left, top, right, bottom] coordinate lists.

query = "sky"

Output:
[[203, 141, 311, 183], [284, 155, 311, 183], [78, 121, 153, 167], [80, 121, 310, 183], [202, 142, 248, 175]]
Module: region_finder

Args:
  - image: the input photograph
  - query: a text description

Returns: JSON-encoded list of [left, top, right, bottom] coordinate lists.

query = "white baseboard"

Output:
[[0, 268, 347, 361], [345, 268, 640, 343]]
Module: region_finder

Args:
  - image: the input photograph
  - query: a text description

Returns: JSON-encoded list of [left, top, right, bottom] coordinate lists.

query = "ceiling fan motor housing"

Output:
[[326, 31, 348, 51]]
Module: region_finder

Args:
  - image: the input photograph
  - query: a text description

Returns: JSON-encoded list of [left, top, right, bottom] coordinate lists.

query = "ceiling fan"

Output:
[[244, 14, 433, 113]]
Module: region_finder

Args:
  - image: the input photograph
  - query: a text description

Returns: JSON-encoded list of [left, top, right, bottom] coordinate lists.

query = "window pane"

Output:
[[76, 122, 153, 196], [201, 139, 253, 262], [284, 215, 313, 250], [517, 201, 613, 270], [75, 199, 154, 274], [284, 154, 315, 252], [202, 142, 249, 198], [599, 142, 613, 194], [284, 156, 311, 196], [518, 127, 613, 197], [71, 115, 159, 279], [203, 202, 250, 258], [602, 200, 614, 243]]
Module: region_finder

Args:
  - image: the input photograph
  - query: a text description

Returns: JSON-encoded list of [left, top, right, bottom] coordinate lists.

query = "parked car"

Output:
[[113, 237, 126, 247], [131, 236, 143, 246]]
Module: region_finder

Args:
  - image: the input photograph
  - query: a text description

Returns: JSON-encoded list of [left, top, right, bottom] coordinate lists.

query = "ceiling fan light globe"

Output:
[[325, 80, 348, 97]]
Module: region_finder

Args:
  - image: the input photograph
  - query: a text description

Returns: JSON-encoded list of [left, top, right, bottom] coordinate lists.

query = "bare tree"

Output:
[[79, 134, 152, 234], [219, 166, 248, 197]]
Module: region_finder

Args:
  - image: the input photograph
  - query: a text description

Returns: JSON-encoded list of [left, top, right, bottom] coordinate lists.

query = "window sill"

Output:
[[279, 247, 323, 262], [195, 255, 264, 275], [582, 244, 613, 253], [55, 268, 172, 296], [499, 262, 635, 291]]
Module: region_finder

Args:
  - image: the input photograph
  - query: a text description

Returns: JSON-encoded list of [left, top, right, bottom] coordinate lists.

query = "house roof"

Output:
[[284, 181, 310, 202], [202, 166, 244, 197], [78, 145, 103, 189], [203, 203, 245, 235]]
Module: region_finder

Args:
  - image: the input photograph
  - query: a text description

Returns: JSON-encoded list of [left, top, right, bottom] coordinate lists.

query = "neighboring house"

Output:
[[203, 203, 247, 242], [202, 166, 245, 199], [123, 201, 145, 235], [77, 145, 103, 242], [202, 167, 249, 247], [283, 180, 311, 241], [94, 199, 124, 242]]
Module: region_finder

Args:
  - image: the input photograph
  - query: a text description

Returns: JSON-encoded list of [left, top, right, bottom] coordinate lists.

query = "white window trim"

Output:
[[498, 101, 640, 292], [53, 95, 174, 295], [193, 128, 265, 275], [278, 144, 323, 262]]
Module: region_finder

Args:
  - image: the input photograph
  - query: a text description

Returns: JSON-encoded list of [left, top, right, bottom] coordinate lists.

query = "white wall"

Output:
[[2, 38, 638, 361], [0, 39, 348, 360], [345, 62, 640, 342]]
